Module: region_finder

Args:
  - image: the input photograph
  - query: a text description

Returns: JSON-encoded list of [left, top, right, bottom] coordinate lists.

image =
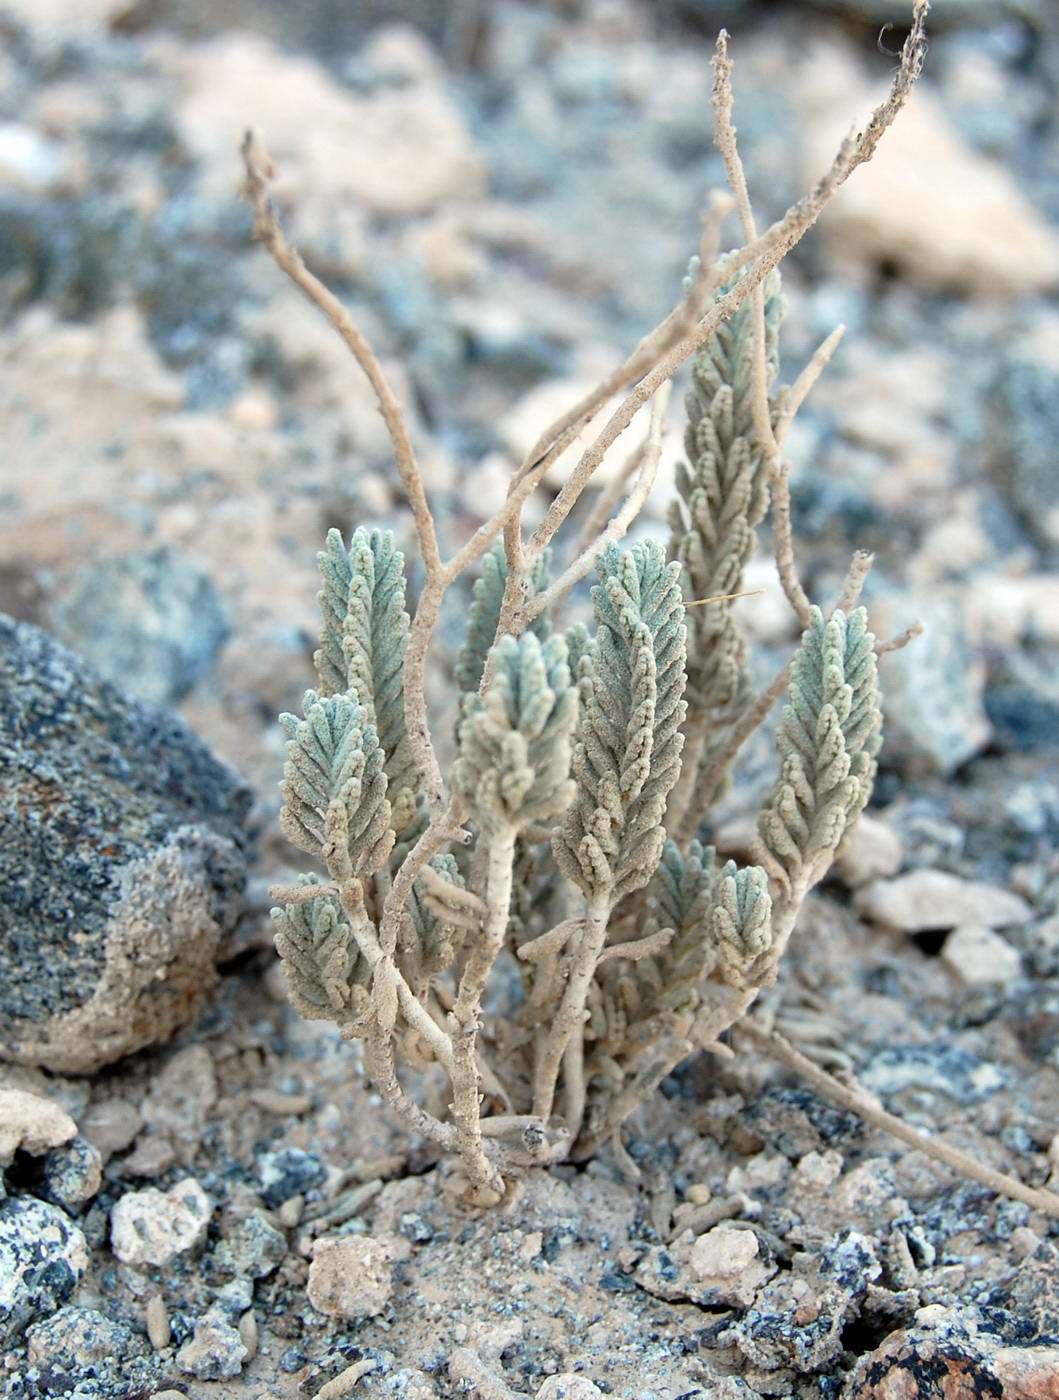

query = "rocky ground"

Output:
[[2, 0, 1059, 1396]]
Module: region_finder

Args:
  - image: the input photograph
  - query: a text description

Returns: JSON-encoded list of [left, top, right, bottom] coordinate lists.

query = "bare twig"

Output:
[[836, 549, 875, 612], [686, 587, 765, 608], [774, 324, 847, 447], [241, 133, 447, 807], [877, 620, 925, 654], [527, 383, 672, 619], [597, 928, 676, 963]]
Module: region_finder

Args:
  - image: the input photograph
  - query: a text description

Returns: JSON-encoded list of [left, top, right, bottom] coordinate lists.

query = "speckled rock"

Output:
[[25, 1304, 157, 1395], [46, 546, 230, 705], [0, 1088, 76, 1164], [40, 1135, 103, 1212], [110, 1178, 213, 1267], [176, 1306, 249, 1380], [861, 1042, 1006, 1105], [307, 1235, 394, 1320], [731, 1232, 882, 1375], [0, 615, 251, 1073], [846, 1309, 1059, 1399], [0, 1196, 88, 1346], [743, 1086, 864, 1160], [214, 1211, 288, 1279], [258, 1146, 326, 1208]]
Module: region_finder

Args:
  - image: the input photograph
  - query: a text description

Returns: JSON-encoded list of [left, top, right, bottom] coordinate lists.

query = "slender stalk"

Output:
[[449, 828, 517, 1202], [533, 895, 611, 1123], [740, 1022, 1059, 1222]]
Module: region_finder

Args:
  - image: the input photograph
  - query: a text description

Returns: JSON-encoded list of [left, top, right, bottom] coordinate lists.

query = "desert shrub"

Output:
[[251, 7, 1059, 1219]]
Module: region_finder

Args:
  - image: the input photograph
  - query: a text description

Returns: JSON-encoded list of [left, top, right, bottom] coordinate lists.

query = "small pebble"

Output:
[[249, 1088, 312, 1115], [942, 924, 1022, 987], [79, 1099, 143, 1161], [312, 1358, 378, 1400], [176, 1306, 248, 1380], [239, 1308, 259, 1360], [120, 1133, 176, 1179], [536, 1378, 605, 1400], [146, 1294, 171, 1350], [1011, 1226, 1042, 1259], [41, 1135, 104, 1210], [278, 1193, 304, 1228]]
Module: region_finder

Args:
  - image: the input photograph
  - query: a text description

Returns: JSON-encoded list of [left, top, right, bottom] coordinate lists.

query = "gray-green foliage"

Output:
[[404, 854, 467, 993], [279, 690, 394, 880], [316, 527, 418, 833], [757, 606, 882, 897], [650, 839, 718, 1006], [585, 841, 773, 1084], [708, 859, 772, 985], [454, 542, 553, 699], [454, 632, 577, 837], [271, 876, 371, 1032], [650, 843, 771, 991], [553, 541, 688, 903], [563, 620, 593, 684], [670, 266, 784, 720]]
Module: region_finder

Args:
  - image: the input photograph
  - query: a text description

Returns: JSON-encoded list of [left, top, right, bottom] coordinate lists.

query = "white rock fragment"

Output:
[[802, 45, 1059, 295], [110, 1179, 213, 1267], [175, 28, 483, 213], [854, 870, 1033, 933], [686, 1225, 773, 1307], [690, 1224, 760, 1281], [537, 1378, 606, 1399], [833, 814, 904, 889], [965, 574, 1059, 648], [0, 1090, 77, 1165], [307, 1235, 394, 1319], [0, 0, 127, 28], [792, 1150, 844, 1193], [941, 925, 1023, 988]]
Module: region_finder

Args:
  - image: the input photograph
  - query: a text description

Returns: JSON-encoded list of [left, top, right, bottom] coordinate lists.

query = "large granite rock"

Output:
[[0, 615, 251, 1073]]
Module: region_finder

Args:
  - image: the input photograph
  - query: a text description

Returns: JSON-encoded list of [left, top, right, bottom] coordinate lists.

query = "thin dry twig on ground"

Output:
[[740, 1021, 1059, 1222]]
